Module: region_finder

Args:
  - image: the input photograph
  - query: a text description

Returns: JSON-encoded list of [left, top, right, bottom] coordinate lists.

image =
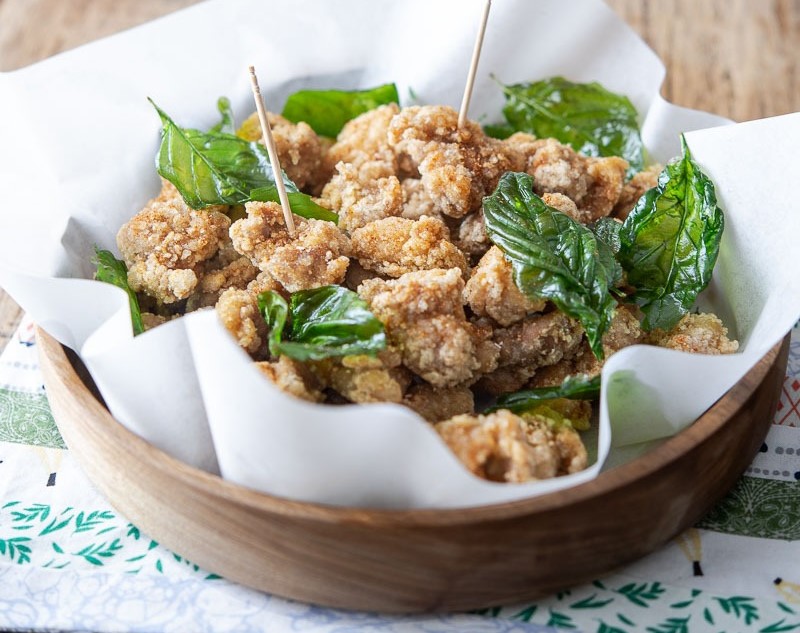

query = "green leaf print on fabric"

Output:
[[617, 582, 666, 607], [0, 389, 65, 449], [759, 620, 800, 633], [0, 536, 32, 564], [73, 539, 123, 566], [645, 616, 690, 633], [715, 596, 760, 625], [547, 610, 577, 629]]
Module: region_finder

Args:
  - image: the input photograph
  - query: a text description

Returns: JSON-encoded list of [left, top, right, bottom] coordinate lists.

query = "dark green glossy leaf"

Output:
[[592, 217, 623, 256], [497, 76, 644, 178], [92, 248, 144, 336], [483, 172, 619, 359], [486, 374, 601, 414], [208, 96, 235, 135], [282, 83, 399, 138], [258, 286, 385, 361], [150, 99, 336, 223], [618, 137, 724, 331]]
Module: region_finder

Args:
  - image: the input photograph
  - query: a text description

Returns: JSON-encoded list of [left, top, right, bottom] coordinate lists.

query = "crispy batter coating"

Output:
[[230, 201, 350, 292], [117, 198, 230, 304], [387, 106, 516, 218], [464, 246, 546, 326], [186, 244, 260, 311], [256, 356, 325, 403], [541, 192, 580, 218], [612, 163, 662, 221], [238, 112, 326, 192], [526, 139, 627, 223], [359, 268, 499, 387], [648, 312, 739, 354], [140, 312, 172, 331], [350, 216, 468, 278], [495, 311, 584, 369], [311, 352, 411, 404], [215, 287, 268, 356], [435, 410, 587, 482], [401, 178, 442, 221], [324, 103, 401, 176], [321, 160, 403, 232], [403, 384, 475, 423], [456, 210, 490, 257]]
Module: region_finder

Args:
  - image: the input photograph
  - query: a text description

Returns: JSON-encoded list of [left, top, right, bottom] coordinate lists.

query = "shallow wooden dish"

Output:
[[37, 327, 788, 613]]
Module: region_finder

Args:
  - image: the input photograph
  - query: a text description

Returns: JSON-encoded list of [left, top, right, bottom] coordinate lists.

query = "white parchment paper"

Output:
[[0, 0, 798, 508]]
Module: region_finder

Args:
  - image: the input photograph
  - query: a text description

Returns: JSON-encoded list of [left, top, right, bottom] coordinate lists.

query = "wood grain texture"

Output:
[[0, 0, 798, 350], [36, 327, 789, 612]]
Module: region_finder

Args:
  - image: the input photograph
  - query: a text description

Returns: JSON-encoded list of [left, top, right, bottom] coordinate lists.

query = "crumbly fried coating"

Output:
[[350, 216, 468, 278], [495, 311, 585, 369], [256, 356, 325, 403], [526, 138, 627, 223], [541, 192, 580, 218], [141, 312, 172, 331], [310, 352, 411, 404], [435, 409, 587, 482], [403, 384, 475, 423], [238, 112, 326, 192], [215, 287, 268, 356], [464, 246, 546, 326], [321, 160, 403, 232], [387, 106, 516, 218], [230, 201, 350, 292], [612, 163, 662, 221], [648, 312, 739, 354], [401, 178, 442, 221], [324, 103, 401, 176], [186, 248, 260, 311], [359, 268, 499, 387], [456, 210, 490, 257], [117, 198, 230, 304]]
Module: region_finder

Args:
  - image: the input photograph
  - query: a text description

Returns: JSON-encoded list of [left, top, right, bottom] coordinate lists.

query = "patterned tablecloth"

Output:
[[1, 317, 799, 633]]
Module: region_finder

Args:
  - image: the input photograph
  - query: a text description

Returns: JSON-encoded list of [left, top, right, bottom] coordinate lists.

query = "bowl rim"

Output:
[[37, 327, 783, 527]]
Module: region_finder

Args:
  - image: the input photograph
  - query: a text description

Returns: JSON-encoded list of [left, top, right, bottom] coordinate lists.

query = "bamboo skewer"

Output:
[[458, 0, 492, 129], [248, 65, 296, 237]]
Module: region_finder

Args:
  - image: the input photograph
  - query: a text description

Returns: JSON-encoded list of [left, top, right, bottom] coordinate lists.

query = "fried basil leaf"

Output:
[[591, 217, 623, 256], [483, 172, 619, 359], [492, 76, 644, 178], [281, 83, 399, 138], [150, 99, 336, 222], [618, 137, 724, 331], [258, 286, 386, 361], [486, 374, 601, 414], [92, 248, 144, 336], [208, 96, 236, 135]]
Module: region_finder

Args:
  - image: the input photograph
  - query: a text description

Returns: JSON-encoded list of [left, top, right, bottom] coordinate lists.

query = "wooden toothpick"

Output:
[[248, 65, 296, 237], [458, 0, 492, 129]]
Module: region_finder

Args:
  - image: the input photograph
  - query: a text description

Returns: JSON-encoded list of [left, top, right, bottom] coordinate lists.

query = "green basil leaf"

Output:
[[591, 217, 623, 256], [618, 137, 724, 331], [209, 96, 235, 135], [150, 99, 337, 223], [483, 123, 515, 140], [483, 172, 619, 359], [92, 248, 144, 336], [281, 83, 399, 138], [497, 76, 644, 178], [258, 286, 386, 361], [486, 374, 601, 414]]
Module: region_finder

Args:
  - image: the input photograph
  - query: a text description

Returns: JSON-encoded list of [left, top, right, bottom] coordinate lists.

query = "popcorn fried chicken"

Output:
[[435, 409, 587, 482], [359, 268, 499, 387], [230, 201, 350, 292], [456, 210, 490, 257], [350, 215, 468, 278], [464, 246, 546, 326], [324, 103, 401, 175], [117, 198, 230, 304], [215, 287, 268, 356], [403, 384, 475, 423], [256, 356, 325, 403], [612, 163, 662, 220], [648, 312, 739, 354]]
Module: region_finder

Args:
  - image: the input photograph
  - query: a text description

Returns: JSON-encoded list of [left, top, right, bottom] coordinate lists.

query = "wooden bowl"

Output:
[[37, 327, 788, 613]]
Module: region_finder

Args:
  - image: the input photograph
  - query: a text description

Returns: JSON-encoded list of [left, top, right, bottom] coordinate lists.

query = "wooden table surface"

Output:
[[0, 0, 798, 353]]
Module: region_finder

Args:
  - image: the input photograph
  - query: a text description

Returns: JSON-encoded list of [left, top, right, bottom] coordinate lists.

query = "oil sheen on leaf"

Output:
[[92, 248, 144, 336], [483, 172, 620, 359], [618, 137, 724, 331]]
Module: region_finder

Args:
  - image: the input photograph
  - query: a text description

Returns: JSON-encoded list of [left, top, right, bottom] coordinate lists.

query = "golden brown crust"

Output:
[[648, 312, 739, 354], [215, 287, 268, 357], [402, 384, 475, 423], [256, 356, 325, 403], [612, 163, 662, 221]]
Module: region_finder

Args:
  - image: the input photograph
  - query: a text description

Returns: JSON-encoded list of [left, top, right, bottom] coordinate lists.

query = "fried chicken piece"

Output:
[[256, 356, 325, 403], [435, 409, 587, 482], [528, 305, 645, 388], [401, 178, 442, 221], [648, 312, 739, 354], [117, 199, 230, 304], [186, 242, 260, 311], [541, 192, 580, 218], [464, 246, 546, 326], [311, 352, 411, 404], [324, 103, 401, 176], [403, 384, 475, 423], [320, 160, 403, 232], [456, 210, 490, 257], [230, 201, 350, 292], [612, 163, 662, 221], [526, 139, 627, 223], [140, 312, 172, 332], [215, 287, 268, 357], [343, 258, 381, 291], [475, 365, 538, 395], [359, 268, 499, 387], [238, 112, 326, 192], [350, 216, 468, 278], [502, 132, 546, 172], [387, 105, 516, 218], [495, 311, 585, 369]]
